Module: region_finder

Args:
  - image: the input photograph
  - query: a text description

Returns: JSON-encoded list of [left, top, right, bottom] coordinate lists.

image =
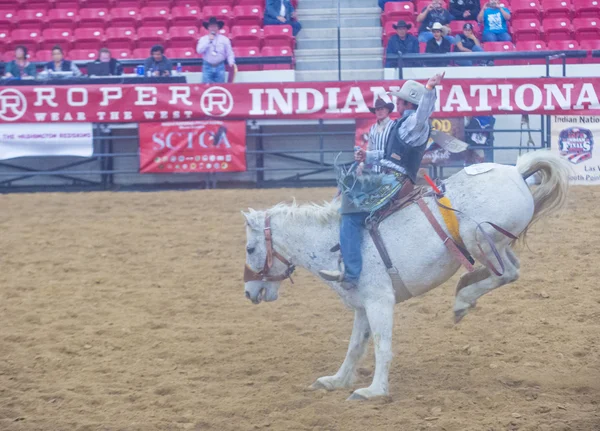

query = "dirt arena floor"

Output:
[[0, 185, 599, 431]]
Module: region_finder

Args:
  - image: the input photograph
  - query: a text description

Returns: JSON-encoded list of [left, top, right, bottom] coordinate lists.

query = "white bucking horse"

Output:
[[242, 150, 569, 401]]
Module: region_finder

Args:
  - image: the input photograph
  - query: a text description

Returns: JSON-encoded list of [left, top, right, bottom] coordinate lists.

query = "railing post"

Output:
[[337, 0, 342, 81]]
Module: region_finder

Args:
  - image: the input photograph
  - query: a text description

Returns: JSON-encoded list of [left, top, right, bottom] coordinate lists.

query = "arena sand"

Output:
[[0, 186, 599, 431]]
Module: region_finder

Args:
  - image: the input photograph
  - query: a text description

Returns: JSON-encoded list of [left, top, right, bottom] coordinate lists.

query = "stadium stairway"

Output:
[[294, 0, 383, 81]]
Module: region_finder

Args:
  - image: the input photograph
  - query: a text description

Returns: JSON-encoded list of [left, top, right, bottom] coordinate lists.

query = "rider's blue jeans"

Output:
[[340, 212, 369, 282]]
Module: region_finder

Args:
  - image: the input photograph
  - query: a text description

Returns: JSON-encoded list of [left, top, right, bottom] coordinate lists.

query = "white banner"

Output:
[[0, 123, 93, 160], [551, 115, 600, 185]]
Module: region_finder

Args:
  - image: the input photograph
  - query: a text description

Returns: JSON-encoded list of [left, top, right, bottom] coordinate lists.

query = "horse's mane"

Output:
[[247, 198, 341, 226]]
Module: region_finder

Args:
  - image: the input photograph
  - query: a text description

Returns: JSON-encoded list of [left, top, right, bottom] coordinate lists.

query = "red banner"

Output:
[[139, 120, 247, 173], [2, 78, 600, 123]]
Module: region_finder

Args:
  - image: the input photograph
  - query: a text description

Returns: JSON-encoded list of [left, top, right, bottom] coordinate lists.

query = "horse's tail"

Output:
[[516, 150, 570, 242]]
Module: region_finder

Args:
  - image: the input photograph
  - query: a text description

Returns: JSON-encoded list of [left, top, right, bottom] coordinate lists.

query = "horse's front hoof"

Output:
[[454, 308, 469, 324], [310, 377, 335, 391], [347, 391, 368, 401]]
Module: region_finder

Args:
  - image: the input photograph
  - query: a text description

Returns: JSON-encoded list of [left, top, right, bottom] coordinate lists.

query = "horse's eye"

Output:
[[246, 247, 255, 254]]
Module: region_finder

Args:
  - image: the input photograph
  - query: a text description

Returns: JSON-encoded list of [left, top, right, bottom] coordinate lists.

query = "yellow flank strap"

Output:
[[437, 196, 464, 248]]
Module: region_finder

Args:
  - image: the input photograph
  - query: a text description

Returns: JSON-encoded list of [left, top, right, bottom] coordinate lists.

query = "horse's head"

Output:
[[242, 210, 295, 305]]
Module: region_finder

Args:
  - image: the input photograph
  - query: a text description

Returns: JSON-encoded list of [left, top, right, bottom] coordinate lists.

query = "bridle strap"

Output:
[[243, 214, 295, 284]]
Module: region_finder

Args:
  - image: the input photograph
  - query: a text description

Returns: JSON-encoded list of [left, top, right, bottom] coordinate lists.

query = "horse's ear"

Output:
[[241, 210, 256, 229]]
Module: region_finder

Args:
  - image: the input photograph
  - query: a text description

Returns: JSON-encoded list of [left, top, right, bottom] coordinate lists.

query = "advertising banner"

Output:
[[2, 78, 600, 123], [551, 115, 600, 185], [139, 120, 247, 173], [0, 122, 93, 159]]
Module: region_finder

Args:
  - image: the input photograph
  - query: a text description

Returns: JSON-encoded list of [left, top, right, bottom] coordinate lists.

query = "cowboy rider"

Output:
[[319, 71, 445, 290]]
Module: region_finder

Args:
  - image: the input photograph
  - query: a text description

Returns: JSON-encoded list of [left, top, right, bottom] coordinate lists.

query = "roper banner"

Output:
[[0, 122, 93, 159], [3, 78, 600, 123], [139, 120, 246, 173], [551, 115, 600, 185]]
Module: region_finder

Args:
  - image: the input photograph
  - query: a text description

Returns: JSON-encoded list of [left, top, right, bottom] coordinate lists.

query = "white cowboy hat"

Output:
[[388, 80, 425, 105], [428, 22, 450, 36]]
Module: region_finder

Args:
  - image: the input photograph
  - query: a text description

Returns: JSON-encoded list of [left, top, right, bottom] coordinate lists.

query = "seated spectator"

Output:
[[265, 0, 302, 36], [44, 46, 82, 76], [95, 48, 123, 76], [454, 22, 484, 66], [449, 0, 480, 21], [425, 22, 452, 66], [478, 0, 511, 42], [4, 46, 36, 78], [385, 20, 419, 67], [196, 17, 236, 84], [417, 0, 453, 43], [143, 45, 173, 77]]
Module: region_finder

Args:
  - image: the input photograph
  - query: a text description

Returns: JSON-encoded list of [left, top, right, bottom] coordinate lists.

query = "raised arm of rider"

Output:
[[399, 88, 437, 146]]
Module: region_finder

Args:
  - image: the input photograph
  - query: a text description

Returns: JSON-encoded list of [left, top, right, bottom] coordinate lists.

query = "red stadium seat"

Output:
[[261, 45, 293, 70], [573, 16, 600, 40], [419, 42, 426, 53], [10, 28, 41, 51], [15, 9, 47, 29], [204, 0, 235, 6], [35, 49, 55, 62], [169, 47, 196, 58], [112, 48, 133, 60], [68, 49, 97, 61], [382, 1, 415, 24], [232, 5, 263, 27], [515, 40, 547, 64], [136, 26, 168, 49], [109, 7, 140, 28], [543, 18, 574, 41], [217, 25, 231, 38], [140, 7, 171, 27], [511, 18, 542, 41], [484, 41, 515, 64], [54, 0, 79, 7], [233, 46, 261, 71], [105, 27, 136, 49], [202, 5, 233, 27], [231, 25, 262, 47], [41, 29, 74, 51], [0, 9, 15, 29], [511, 0, 542, 20], [73, 28, 104, 50], [132, 47, 148, 58], [78, 8, 110, 28], [579, 38, 600, 62], [47, 8, 78, 29], [543, 0, 573, 20], [573, 0, 600, 18], [145, 0, 172, 6], [0, 1, 18, 10], [547, 40, 581, 63], [263, 25, 293, 48], [21, 2, 49, 12], [168, 26, 200, 48], [171, 0, 202, 6], [0, 28, 9, 45], [171, 6, 202, 26]]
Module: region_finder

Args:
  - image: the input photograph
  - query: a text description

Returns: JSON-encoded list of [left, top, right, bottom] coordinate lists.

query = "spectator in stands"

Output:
[[449, 0, 480, 21], [196, 17, 236, 84], [4, 46, 36, 79], [144, 45, 173, 77], [95, 48, 123, 76], [425, 22, 452, 66], [44, 46, 82, 76], [454, 22, 484, 66], [417, 0, 453, 43], [385, 20, 419, 68], [264, 0, 302, 36], [478, 0, 511, 42]]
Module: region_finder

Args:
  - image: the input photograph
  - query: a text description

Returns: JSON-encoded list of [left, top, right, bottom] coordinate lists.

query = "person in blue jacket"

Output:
[[264, 0, 302, 36], [385, 20, 419, 68]]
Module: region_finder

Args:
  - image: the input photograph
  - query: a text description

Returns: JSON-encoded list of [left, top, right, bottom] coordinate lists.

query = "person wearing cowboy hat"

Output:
[[319, 72, 445, 290], [264, 0, 302, 36], [196, 17, 236, 84], [417, 0, 453, 43], [385, 20, 419, 68], [365, 97, 396, 174], [425, 22, 452, 67]]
